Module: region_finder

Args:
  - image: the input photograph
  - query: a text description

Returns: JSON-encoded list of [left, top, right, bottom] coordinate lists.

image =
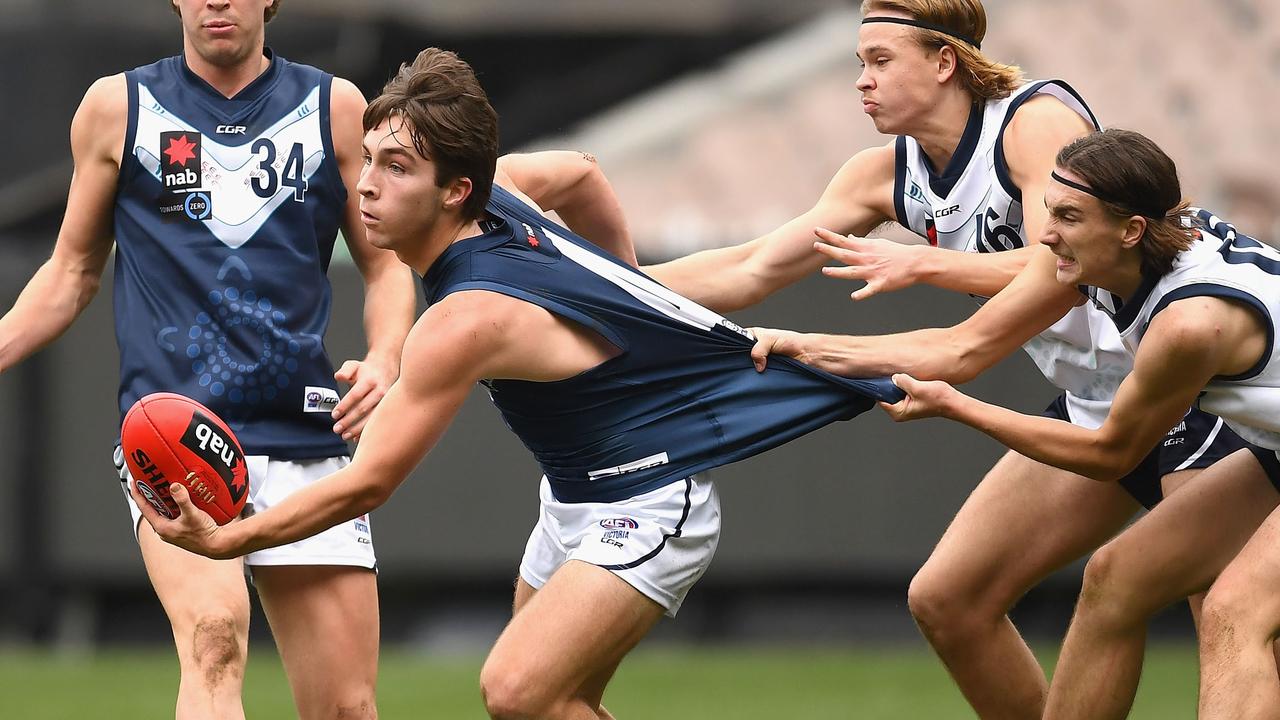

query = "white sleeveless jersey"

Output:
[[894, 80, 1128, 428], [1089, 210, 1280, 451]]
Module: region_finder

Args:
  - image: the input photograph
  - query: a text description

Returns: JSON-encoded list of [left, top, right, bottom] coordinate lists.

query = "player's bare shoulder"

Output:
[[818, 140, 898, 221], [73, 73, 129, 166], [328, 77, 369, 161], [1001, 93, 1094, 177]]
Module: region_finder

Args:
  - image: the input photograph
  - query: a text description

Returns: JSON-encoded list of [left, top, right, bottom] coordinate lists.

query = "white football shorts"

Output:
[[115, 445, 376, 568], [519, 474, 720, 617]]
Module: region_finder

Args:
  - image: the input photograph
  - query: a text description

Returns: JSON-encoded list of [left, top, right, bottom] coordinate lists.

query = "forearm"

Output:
[[555, 168, 637, 268], [0, 258, 100, 373], [220, 465, 385, 557], [359, 262, 415, 365], [942, 392, 1133, 480], [788, 328, 980, 382], [912, 245, 1038, 298], [645, 242, 765, 312]]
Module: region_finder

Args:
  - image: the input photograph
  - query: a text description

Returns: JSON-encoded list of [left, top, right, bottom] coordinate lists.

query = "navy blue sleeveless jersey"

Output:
[[421, 185, 903, 503], [113, 50, 348, 458]]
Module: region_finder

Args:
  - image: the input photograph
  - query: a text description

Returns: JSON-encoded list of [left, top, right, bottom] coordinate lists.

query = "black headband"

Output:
[[861, 16, 982, 50], [1050, 171, 1170, 219]]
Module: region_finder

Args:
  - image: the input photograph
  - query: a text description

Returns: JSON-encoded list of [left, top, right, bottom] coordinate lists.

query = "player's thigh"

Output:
[[253, 565, 380, 684], [486, 559, 665, 697], [1207, 502, 1280, 632], [920, 449, 1139, 602], [1095, 449, 1280, 602], [513, 577, 537, 615], [511, 574, 622, 710], [137, 520, 250, 646]]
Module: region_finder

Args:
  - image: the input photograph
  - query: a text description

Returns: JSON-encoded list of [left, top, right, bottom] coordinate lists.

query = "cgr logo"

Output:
[[935, 204, 962, 218], [216, 125, 247, 135]]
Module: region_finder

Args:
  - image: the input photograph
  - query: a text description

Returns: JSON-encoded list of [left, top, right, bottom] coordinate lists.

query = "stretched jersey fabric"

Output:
[[114, 50, 348, 458], [421, 186, 902, 504], [894, 80, 1129, 428], [1088, 210, 1280, 451]]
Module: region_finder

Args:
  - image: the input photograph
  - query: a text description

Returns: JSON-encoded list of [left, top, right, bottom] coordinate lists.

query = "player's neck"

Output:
[[909, 89, 977, 174], [409, 217, 485, 276], [1105, 250, 1148, 302], [183, 43, 271, 99]]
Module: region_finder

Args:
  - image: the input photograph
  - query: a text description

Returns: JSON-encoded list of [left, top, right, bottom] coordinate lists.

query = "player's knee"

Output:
[[1202, 573, 1261, 641], [1076, 543, 1147, 626], [327, 695, 378, 720], [907, 566, 971, 633], [480, 661, 554, 720], [187, 614, 245, 687]]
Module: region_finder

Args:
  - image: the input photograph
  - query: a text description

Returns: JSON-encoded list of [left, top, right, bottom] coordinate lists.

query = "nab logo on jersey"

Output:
[[216, 125, 247, 135], [160, 131, 202, 191]]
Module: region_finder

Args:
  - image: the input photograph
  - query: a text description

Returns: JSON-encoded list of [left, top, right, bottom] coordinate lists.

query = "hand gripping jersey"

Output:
[[113, 51, 348, 458], [422, 186, 903, 504], [893, 80, 1129, 428], [1089, 210, 1280, 452]]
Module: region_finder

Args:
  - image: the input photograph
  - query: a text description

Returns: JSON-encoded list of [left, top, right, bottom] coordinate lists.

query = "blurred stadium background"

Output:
[[0, 0, 1275, 716]]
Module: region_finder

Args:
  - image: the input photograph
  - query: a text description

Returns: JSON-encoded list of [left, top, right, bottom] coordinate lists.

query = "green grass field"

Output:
[[0, 643, 1199, 719]]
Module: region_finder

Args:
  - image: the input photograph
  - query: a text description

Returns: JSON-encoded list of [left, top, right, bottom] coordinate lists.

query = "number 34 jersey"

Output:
[[893, 80, 1128, 428], [1090, 210, 1280, 452], [112, 51, 348, 459]]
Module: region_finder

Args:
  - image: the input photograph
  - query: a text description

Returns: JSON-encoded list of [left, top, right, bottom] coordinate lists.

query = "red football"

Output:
[[121, 392, 249, 525]]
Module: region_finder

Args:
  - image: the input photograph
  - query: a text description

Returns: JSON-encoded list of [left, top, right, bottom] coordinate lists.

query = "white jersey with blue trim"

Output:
[[893, 80, 1128, 428], [1089, 210, 1280, 451]]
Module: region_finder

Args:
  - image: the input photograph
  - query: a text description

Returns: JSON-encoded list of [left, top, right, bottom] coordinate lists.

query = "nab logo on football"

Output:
[[179, 411, 247, 502], [161, 131, 202, 191]]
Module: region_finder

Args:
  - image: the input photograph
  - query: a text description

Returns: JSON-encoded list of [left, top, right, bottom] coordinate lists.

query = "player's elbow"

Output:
[[347, 468, 399, 515], [932, 332, 984, 384], [1084, 438, 1144, 483]]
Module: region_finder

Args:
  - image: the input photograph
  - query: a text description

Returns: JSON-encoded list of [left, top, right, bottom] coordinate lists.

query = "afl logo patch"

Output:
[[600, 517, 638, 530]]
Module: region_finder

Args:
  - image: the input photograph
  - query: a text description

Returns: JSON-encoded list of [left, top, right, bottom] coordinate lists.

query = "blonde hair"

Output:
[[861, 0, 1023, 100]]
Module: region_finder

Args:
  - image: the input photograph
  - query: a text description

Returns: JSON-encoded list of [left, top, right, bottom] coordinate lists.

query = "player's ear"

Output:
[[1120, 215, 1147, 250], [936, 45, 959, 84], [443, 176, 473, 211]]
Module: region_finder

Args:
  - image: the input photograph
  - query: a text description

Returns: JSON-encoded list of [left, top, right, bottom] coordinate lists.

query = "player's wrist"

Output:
[[903, 243, 935, 284], [210, 521, 250, 560]]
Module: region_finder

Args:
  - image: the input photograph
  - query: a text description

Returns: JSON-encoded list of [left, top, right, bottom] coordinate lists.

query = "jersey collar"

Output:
[[179, 47, 281, 104]]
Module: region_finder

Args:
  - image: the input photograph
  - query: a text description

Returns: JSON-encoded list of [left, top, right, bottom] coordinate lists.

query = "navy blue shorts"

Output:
[[1043, 396, 1266, 509]]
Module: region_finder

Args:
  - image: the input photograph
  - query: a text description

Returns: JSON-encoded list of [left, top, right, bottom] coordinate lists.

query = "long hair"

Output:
[[861, 0, 1023, 100], [1056, 129, 1196, 276]]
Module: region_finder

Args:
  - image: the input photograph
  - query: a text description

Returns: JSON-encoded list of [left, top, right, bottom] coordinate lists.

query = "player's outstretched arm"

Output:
[[751, 246, 1077, 382], [329, 77, 418, 442], [882, 297, 1257, 480], [643, 144, 897, 313], [0, 75, 124, 373], [496, 151, 637, 268], [135, 293, 506, 559], [814, 95, 1094, 301]]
